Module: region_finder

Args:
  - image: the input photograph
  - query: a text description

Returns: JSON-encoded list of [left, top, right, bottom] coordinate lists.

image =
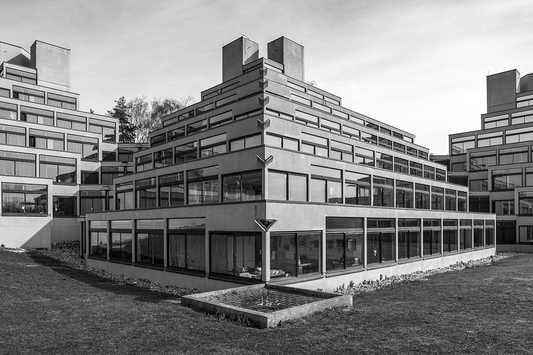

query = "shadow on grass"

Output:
[[27, 251, 181, 304]]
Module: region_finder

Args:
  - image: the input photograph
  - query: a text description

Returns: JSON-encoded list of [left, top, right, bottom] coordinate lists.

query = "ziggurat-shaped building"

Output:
[[1, 37, 496, 291]]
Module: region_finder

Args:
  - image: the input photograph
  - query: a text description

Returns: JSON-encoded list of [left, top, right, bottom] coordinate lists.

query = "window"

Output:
[[79, 191, 106, 214], [110, 220, 133, 263], [396, 180, 413, 208], [200, 133, 226, 158], [116, 182, 134, 210], [457, 191, 467, 211], [136, 178, 157, 209], [398, 219, 421, 260], [67, 134, 98, 160], [295, 110, 319, 127], [451, 136, 475, 155], [0, 150, 35, 177], [443, 220, 458, 253], [89, 221, 107, 258], [496, 221, 516, 244], [5, 67, 37, 84], [0, 101, 17, 120], [376, 153, 393, 171], [469, 196, 489, 213], [209, 111, 233, 128], [175, 141, 197, 163], [187, 166, 219, 204], [361, 131, 378, 145], [449, 176, 468, 186], [321, 118, 340, 133], [431, 187, 444, 210], [310, 165, 342, 203], [187, 119, 207, 135], [345, 171, 371, 206], [135, 154, 152, 172], [485, 220, 495, 246], [505, 127, 533, 144], [367, 219, 395, 265], [0, 124, 25, 146], [354, 147, 374, 166], [268, 170, 307, 202], [410, 162, 422, 177], [470, 179, 488, 192], [326, 217, 364, 271], [436, 168, 446, 181], [519, 192, 533, 215], [499, 147, 528, 165], [154, 149, 173, 168], [56, 112, 86, 130], [330, 140, 353, 162], [47, 92, 77, 110], [159, 173, 184, 207], [342, 125, 360, 140], [483, 114, 508, 129], [29, 129, 64, 151], [223, 171, 262, 202], [101, 166, 129, 185], [492, 169, 522, 190], [53, 196, 76, 217], [168, 218, 206, 271], [469, 151, 497, 171], [13, 86, 44, 104], [0, 88, 9, 98], [493, 200, 514, 215], [135, 219, 164, 266], [81, 170, 99, 184], [270, 232, 321, 277], [460, 219, 472, 251], [394, 157, 409, 174], [231, 134, 262, 151], [40, 155, 76, 183], [118, 147, 135, 162], [301, 132, 328, 156], [151, 133, 166, 147], [393, 142, 405, 153], [211, 233, 262, 278], [423, 219, 441, 256], [21, 106, 53, 126], [519, 226, 533, 243], [167, 126, 185, 141], [2, 183, 47, 214], [451, 162, 466, 172], [474, 220, 484, 248], [445, 189, 456, 211], [423, 165, 435, 180], [89, 118, 116, 143], [477, 132, 502, 147], [415, 184, 430, 209], [373, 176, 394, 207]]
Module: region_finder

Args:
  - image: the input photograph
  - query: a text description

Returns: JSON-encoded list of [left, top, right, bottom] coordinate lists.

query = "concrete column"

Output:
[[262, 230, 270, 282]]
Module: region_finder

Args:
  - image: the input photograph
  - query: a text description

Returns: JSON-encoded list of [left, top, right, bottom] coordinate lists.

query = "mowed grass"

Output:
[[1, 251, 533, 355]]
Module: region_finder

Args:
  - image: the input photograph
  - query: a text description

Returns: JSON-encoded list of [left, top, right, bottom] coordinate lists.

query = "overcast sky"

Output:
[[2, 0, 532, 154]]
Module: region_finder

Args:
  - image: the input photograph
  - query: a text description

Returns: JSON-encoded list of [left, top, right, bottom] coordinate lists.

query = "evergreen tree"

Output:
[[108, 96, 136, 143]]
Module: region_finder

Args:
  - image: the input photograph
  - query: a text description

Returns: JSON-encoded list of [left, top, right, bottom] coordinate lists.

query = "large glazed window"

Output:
[[2, 182, 47, 214], [159, 172, 184, 207], [187, 166, 219, 204], [89, 220, 107, 258], [67, 134, 98, 161], [110, 220, 133, 263], [136, 177, 156, 209], [443, 219, 458, 253], [116, 182, 134, 210], [0, 150, 35, 177], [326, 217, 364, 272], [168, 218, 205, 272], [135, 219, 164, 266], [210, 233, 261, 278], [53, 196, 76, 216], [398, 219, 420, 260], [423, 219, 441, 256], [40, 155, 76, 183], [223, 170, 262, 202], [345, 171, 371, 206], [373, 176, 394, 207], [270, 232, 321, 277], [367, 218, 395, 265]]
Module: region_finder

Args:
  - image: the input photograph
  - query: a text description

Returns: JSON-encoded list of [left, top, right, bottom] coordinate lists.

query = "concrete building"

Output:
[[0, 40, 142, 249], [435, 69, 533, 253], [84, 36, 495, 292]]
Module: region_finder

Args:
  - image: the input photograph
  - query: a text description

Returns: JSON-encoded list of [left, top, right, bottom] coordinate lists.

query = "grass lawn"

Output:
[[1, 250, 532, 354]]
